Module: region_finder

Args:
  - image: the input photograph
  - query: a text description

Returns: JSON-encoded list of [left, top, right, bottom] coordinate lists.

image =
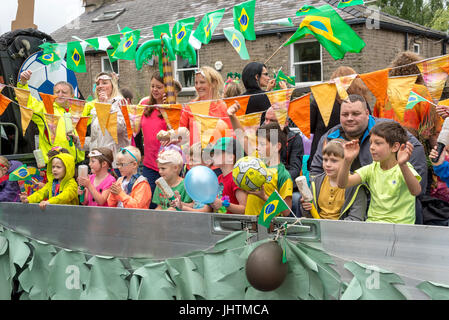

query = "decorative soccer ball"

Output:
[[232, 156, 268, 191], [19, 51, 79, 101]]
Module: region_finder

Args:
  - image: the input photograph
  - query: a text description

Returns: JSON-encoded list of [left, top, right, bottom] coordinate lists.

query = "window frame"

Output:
[[173, 50, 200, 92], [413, 43, 420, 55], [101, 55, 119, 74], [92, 9, 126, 22], [289, 38, 323, 87]]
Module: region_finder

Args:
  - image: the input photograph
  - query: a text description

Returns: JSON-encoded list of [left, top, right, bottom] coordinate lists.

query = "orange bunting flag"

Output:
[[158, 104, 182, 130], [0, 94, 12, 116], [333, 74, 357, 100], [127, 105, 145, 136], [39, 92, 57, 115], [192, 114, 219, 148], [360, 68, 390, 113], [288, 93, 311, 139], [106, 112, 118, 144], [441, 62, 449, 75], [209, 119, 232, 145], [266, 88, 293, 130], [19, 105, 34, 136], [68, 98, 85, 127], [14, 88, 30, 107], [311, 83, 337, 127], [236, 111, 263, 148], [76, 116, 89, 148], [386, 75, 418, 121], [44, 113, 61, 144], [417, 55, 449, 102], [0, 83, 5, 92], [94, 102, 111, 136], [120, 105, 133, 140], [223, 95, 250, 116]]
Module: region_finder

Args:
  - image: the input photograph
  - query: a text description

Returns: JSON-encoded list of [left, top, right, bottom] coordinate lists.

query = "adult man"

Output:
[[311, 94, 428, 223]]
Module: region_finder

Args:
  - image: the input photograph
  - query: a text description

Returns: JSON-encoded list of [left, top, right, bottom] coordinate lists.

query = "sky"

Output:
[[0, 0, 85, 35]]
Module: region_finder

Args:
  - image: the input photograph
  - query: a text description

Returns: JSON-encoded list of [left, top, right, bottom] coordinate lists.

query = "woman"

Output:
[[139, 72, 169, 207], [308, 66, 370, 170], [179, 66, 230, 146], [73, 72, 130, 169], [241, 62, 276, 123]]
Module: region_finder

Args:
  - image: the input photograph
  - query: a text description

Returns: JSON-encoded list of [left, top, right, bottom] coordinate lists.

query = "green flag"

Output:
[[406, 92, 429, 110], [193, 8, 225, 44], [223, 27, 250, 60], [66, 41, 86, 73], [276, 69, 296, 86], [296, 5, 322, 16], [38, 43, 62, 65], [284, 4, 366, 60], [337, 0, 364, 8], [8, 165, 33, 182], [153, 23, 170, 40], [172, 17, 195, 52], [39, 52, 60, 65], [259, 18, 294, 27], [85, 38, 100, 50], [113, 29, 140, 60], [233, 0, 256, 41], [258, 190, 289, 228]]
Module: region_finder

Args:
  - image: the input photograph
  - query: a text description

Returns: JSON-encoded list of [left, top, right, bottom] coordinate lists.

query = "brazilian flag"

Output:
[[9, 165, 34, 182], [258, 190, 289, 228], [284, 4, 365, 60], [172, 17, 195, 52], [406, 92, 429, 110], [223, 27, 250, 60], [39, 52, 61, 65], [66, 41, 86, 73], [233, 0, 256, 41], [193, 8, 225, 44], [113, 29, 141, 60], [153, 23, 171, 40], [296, 5, 322, 16], [337, 0, 364, 8], [275, 69, 296, 87]]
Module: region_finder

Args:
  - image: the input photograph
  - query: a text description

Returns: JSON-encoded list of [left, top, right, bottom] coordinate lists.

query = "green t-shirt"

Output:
[[152, 179, 192, 210], [355, 162, 421, 224]]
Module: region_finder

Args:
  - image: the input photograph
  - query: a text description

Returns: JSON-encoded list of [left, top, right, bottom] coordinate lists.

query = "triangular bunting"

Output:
[[94, 102, 112, 136], [266, 89, 293, 130], [192, 114, 219, 148], [127, 105, 145, 136], [360, 68, 390, 112], [68, 98, 85, 127], [441, 62, 449, 75], [209, 119, 232, 145], [75, 117, 89, 148], [311, 83, 337, 127], [106, 112, 118, 144], [236, 111, 263, 148], [288, 93, 311, 139], [386, 76, 418, 121], [333, 74, 357, 100], [417, 56, 449, 102], [159, 104, 182, 130], [440, 98, 449, 107], [189, 101, 212, 116], [0, 94, 12, 116], [223, 95, 250, 116], [14, 88, 30, 107], [19, 105, 34, 135], [39, 92, 57, 115], [44, 113, 61, 144], [120, 105, 133, 140]]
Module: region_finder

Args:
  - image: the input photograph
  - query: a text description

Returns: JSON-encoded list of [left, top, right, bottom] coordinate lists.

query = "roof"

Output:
[[51, 0, 448, 45]]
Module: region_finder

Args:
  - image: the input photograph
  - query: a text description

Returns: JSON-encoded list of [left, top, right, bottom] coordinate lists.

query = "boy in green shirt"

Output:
[[337, 121, 421, 224]]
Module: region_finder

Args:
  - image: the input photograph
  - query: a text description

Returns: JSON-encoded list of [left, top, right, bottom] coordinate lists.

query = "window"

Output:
[[413, 43, 420, 55], [92, 9, 126, 22], [290, 40, 322, 86], [101, 56, 119, 74], [174, 50, 199, 91]]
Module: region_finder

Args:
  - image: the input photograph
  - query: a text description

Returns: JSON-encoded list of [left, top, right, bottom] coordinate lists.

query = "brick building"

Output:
[[51, 0, 449, 104]]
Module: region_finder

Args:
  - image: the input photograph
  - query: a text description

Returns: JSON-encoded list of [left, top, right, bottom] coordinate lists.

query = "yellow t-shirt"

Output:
[[318, 176, 345, 220], [245, 163, 293, 215]]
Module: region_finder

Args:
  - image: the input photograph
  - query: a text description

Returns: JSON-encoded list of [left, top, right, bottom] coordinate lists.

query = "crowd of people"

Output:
[[2, 50, 449, 226]]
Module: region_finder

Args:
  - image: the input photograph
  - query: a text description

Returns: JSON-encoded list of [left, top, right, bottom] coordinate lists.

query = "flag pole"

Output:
[[264, 34, 294, 65]]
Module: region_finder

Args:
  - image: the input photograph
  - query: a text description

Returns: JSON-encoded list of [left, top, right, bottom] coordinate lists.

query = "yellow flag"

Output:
[[311, 83, 337, 127], [387, 75, 418, 121], [417, 56, 449, 102], [127, 105, 145, 136], [94, 102, 111, 136], [333, 74, 357, 100], [266, 88, 293, 130], [14, 88, 30, 107], [237, 111, 263, 150], [106, 112, 118, 144], [192, 114, 219, 148], [68, 98, 86, 127], [44, 113, 61, 144], [190, 100, 211, 115], [19, 105, 34, 135]]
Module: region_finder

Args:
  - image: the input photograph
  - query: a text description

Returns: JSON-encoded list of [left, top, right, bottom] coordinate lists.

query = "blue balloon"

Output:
[[184, 166, 219, 204]]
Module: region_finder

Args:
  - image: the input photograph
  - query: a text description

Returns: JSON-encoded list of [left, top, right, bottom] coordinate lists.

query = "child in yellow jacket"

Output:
[[20, 153, 79, 210]]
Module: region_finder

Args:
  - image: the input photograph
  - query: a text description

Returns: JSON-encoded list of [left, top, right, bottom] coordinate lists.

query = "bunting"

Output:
[[333, 74, 357, 100], [120, 105, 133, 140], [359, 68, 390, 111], [236, 111, 263, 147], [76, 117, 90, 148], [233, 0, 256, 41], [386, 76, 418, 121], [19, 105, 34, 135], [0, 94, 12, 116], [288, 93, 311, 139], [158, 104, 182, 130], [106, 112, 118, 144], [223, 27, 250, 60], [223, 95, 250, 116], [127, 105, 145, 136], [311, 83, 337, 127], [94, 102, 111, 136], [67, 41, 87, 73], [14, 88, 30, 107], [68, 98, 86, 127], [337, 0, 364, 8], [113, 29, 141, 61], [209, 119, 232, 145], [172, 17, 196, 52], [193, 9, 226, 44], [192, 114, 219, 148], [266, 89, 293, 129], [39, 93, 57, 115], [417, 56, 449, 102], [44, 113, 61, 144]]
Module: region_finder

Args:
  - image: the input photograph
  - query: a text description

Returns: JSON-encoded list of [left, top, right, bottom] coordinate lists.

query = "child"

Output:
[[107, 146, 152, 209], [77, 148, 117, 206], [337, 121, 421, 224], [244, 122, 293, 217], [300, 139, 367, 220], [21, 153, 79, 210], [0, 156, 23, 202], [209, 137, 247, 214], [152, 149, 193, 211]]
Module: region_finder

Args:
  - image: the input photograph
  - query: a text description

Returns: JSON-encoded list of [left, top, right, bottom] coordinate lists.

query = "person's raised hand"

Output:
[[98, 91, 108, 103], [227, 101, 241, 116], [20, 70, 32, 85], [430, 145, 446, 166], [436, 105, 449, 119], [343, 140, 360, 163], [266, 79, 276, 91], [278, 81, 287, 90], [398, 141, 414, 166]]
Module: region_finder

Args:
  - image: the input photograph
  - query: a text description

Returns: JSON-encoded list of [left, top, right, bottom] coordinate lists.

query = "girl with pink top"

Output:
[[77, 147, 117, 207]]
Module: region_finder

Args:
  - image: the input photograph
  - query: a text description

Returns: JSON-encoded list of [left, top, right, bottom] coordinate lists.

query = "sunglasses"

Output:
[[195, 70, 206, 78], [120, 148, 138, 162]]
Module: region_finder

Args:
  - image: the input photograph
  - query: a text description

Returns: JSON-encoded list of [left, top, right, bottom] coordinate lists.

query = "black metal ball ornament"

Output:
[[245, 241, 288, 292]]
